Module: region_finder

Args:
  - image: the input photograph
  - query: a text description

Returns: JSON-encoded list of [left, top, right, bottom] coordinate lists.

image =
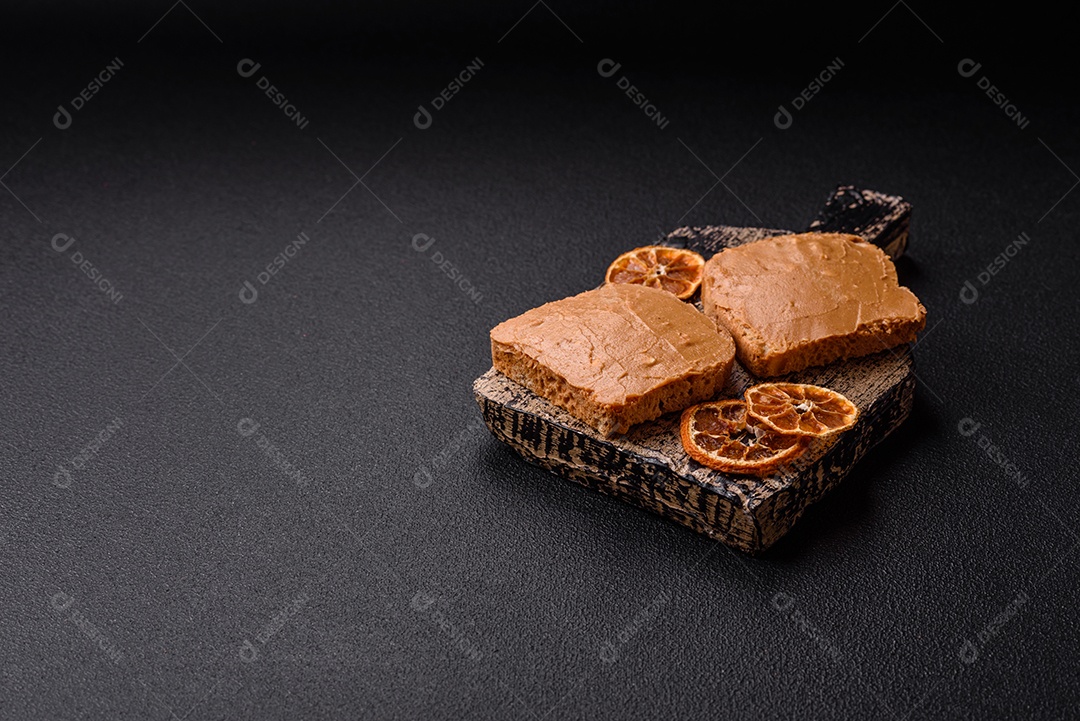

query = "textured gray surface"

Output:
[[2, 6, 1079, 719]]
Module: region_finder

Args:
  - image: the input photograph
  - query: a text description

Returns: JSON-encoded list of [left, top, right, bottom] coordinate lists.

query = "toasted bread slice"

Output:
[[490, 284, 736, 436], [701, 232, 926, 377]]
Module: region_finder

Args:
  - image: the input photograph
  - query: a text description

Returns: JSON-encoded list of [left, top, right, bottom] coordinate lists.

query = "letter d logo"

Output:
[[239, 280, 258, 304], [414, 104, 433, 130], [771, 591, 795, 612], [237, 58, 261, 78], [53, 466, 73, 489], [957, 58, 981, 78], [411, 233, 435, 252], [413, 466, 433, 489], [51, 591, 75, 612], [774, 104, 793, 130], [237, 418, 260, 437], [957, 417, 982, 437], [410, 592, 436, 612], [959, 280, 979, 305], [53, 104, 73, 130], [597, 58, 621, 78], [51, 233, 76, 253], [239, 639, 259, 662]]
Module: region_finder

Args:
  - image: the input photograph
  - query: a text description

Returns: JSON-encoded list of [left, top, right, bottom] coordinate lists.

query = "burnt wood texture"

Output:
[[474, 186, 918, 553]]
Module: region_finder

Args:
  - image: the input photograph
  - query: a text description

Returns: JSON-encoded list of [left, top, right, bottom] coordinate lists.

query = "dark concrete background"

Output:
[[2, 3, 1078, 719]]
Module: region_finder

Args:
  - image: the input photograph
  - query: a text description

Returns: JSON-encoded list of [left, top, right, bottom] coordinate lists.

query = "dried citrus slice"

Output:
[[680, 399, 808, 476], [604, 245, 705, 300], [745, 383, 859, 438]]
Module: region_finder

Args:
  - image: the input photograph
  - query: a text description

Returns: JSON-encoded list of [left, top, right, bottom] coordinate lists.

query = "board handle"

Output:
[[666, 185, 911, 261], [808, 185, 911, 260]]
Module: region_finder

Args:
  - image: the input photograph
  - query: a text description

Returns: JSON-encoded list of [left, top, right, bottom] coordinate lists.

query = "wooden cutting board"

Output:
[[473, 186, 916, 553]]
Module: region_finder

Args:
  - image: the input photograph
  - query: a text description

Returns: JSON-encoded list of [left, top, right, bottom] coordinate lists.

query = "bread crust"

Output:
[[492, 337, 732, 437], [712, 313, 925, 377]]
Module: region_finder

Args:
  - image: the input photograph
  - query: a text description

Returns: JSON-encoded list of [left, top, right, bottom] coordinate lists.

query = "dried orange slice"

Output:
[[680, 399, 808, 476], [604, 245, 705, 300], [745, 383, 859, 438]]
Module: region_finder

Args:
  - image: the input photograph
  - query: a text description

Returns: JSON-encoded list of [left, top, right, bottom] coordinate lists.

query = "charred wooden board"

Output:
[[809, 185, 911, 260], [474, 186, 917, 553]]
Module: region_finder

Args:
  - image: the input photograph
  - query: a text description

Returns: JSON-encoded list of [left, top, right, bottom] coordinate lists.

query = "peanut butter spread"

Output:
[[701, 233, 925, 353], [491, 284, 735, 406]]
